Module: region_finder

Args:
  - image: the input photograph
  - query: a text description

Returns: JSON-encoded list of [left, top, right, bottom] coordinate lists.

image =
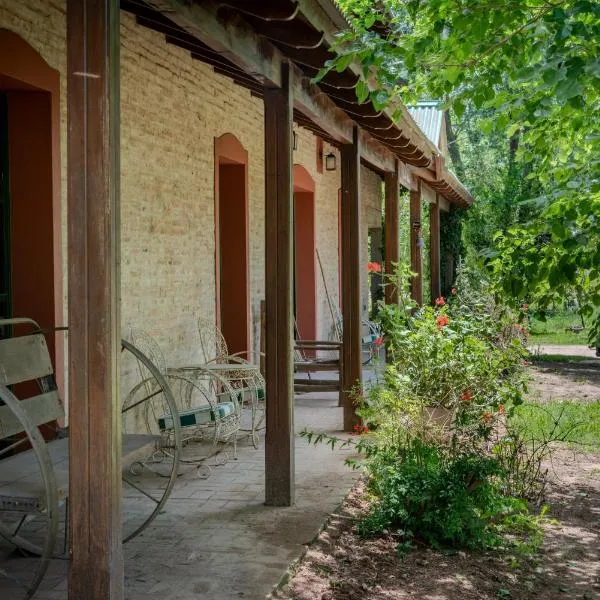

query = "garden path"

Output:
[[529, 345, 600, 403]]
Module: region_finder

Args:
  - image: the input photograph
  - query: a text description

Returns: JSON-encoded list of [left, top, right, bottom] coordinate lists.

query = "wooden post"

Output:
[[340, 126, 362, 432], [67, 0, 123, 598], [384, 160, 399, 305], [430, 195, 441, 303], [410, 181, 423, 305], [264, 61, 294, 506]]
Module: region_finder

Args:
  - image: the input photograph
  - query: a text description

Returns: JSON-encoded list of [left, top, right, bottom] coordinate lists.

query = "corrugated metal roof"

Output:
[[408, 101, 444, 149]]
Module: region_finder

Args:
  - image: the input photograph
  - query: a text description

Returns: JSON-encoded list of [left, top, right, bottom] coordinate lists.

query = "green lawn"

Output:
[[528, 312, 589, 345], [511, 400, 600, 452]]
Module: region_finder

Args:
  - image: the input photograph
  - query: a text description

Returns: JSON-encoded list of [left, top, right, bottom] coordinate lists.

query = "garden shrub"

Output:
[[305, 260, 547, 552]]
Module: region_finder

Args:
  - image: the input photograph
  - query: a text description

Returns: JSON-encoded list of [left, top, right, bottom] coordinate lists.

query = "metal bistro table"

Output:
[[173, 361, 265, 448]]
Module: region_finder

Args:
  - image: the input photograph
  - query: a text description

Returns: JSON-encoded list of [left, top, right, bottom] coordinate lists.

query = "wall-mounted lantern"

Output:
[[325, 152, 336, 171]]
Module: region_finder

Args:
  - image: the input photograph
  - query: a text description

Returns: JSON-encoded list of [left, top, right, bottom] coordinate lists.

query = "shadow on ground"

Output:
[[277, 451, 600, 600]]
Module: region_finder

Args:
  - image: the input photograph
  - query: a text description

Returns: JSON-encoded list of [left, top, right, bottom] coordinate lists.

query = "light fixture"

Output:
[[325, 152, 336, 171], [292, 131, 298, 151]]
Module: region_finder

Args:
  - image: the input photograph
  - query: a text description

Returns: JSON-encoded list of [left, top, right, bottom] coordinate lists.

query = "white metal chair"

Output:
[[196, 317, 266, 448], [129, 329, 241, 470]]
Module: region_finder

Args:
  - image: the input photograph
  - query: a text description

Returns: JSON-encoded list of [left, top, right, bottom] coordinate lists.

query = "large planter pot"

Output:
[[421, 405, 454, 430]]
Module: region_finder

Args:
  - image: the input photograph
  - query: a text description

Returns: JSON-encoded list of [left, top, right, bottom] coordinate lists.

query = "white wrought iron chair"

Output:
[[196, 317, 266, 448], [128, 329, 241, 471]]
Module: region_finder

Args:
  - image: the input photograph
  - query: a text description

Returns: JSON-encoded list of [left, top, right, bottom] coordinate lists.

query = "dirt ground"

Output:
[[529, 345, 600, 403], [274, 351, 600, 600]]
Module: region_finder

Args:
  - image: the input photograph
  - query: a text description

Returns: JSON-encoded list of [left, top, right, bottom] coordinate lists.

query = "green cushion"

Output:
[[158, 401, 237, 431]]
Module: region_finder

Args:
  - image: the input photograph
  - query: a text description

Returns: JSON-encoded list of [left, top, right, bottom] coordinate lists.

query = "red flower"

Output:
[[451, 288, 458, 296], [435, 315, 449, 328], [482, 411, 493, 424], [367, 262, 382, 273], [352, 424, 369, 435], [435, 296, 446, 307], [373, 336, 384, 347], [460, 390, 472, 402], [497, 404, 506, 415]]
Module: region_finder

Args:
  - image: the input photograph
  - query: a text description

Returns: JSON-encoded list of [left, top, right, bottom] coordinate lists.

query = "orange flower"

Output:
[[435, 296, 446, 307], [482, 411, 493, 424], [435, 315, 449, 328], [497, 404, 506, 415], [460, 390, 472, 402], [367, 262, 382, 273]]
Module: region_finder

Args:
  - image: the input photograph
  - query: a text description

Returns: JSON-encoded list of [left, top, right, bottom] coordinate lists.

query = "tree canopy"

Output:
[[326, 0, 600, 339]]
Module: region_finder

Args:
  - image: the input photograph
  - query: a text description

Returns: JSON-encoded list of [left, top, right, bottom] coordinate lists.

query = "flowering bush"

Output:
[[304, 260, 542, 552], [353, 260, 535, 549]]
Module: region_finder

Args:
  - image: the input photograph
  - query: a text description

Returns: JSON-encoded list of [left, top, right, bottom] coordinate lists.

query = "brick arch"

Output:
[[0, 29, 63, 396], [293, 163, 315, 193], [215, 132, 248, 165], [214, 133, 250, 355], [292, 165, 316, 341]]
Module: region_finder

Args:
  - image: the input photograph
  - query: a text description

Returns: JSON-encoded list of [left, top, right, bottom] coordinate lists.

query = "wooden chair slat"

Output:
[[0, 391, 64, 440], [0, 334, 54, 386]]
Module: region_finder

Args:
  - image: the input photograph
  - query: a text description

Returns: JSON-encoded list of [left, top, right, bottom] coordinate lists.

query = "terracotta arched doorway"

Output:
[[293, 165, 317, 341], [214, 133, 250, 355], [0, 30, 62, 390]]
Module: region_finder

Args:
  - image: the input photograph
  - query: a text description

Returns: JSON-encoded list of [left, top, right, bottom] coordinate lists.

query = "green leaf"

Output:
[[454, 99, 466, 119], [335, 53, 354, 73], [555, 76, 583, 103], [444, 67, 461, 84], [356, 79, 369, 103]]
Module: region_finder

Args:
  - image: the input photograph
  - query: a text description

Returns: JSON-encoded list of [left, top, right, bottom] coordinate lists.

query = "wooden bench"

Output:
[[0, 318, 182, 599], [294, 340, 343, 406]]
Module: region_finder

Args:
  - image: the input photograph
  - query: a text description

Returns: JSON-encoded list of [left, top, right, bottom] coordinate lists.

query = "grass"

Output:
[[511, 401, 600, 452], [528, 311, 589, 345], [531, 354, 597, 363]]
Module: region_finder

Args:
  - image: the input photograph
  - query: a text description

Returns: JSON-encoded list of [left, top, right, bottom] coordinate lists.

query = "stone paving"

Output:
[[1, 393, 360, 600]]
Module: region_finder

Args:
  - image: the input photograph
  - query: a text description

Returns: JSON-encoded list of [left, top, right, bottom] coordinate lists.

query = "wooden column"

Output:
[[384, 160, 399, 305], [341, 126, 362, 432], [264, 62, 294, 506], [430, 195, 441, 303], [67, 0, 123, 598], [409, 181, 423, 305]]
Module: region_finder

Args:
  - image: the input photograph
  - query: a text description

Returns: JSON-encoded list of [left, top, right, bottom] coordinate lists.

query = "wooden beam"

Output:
[[340, 126, 362, 432], [264, 62, 295, 506], [144, 0, 397, 173], [430, 196, 441, 303], [384, 160, 399, 305], [67, 0, 123, 598], [410, 182, 423, 305]]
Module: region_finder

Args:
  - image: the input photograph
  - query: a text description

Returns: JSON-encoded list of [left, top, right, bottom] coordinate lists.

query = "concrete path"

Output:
[[4, 395, 359, 600]]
